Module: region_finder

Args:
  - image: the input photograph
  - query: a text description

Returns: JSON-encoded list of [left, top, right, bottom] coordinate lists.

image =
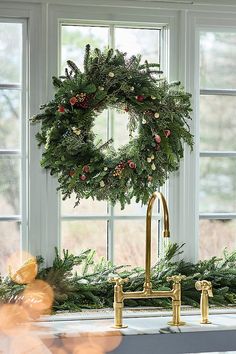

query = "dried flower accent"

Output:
[[100, 180, 105, 188], [69, 170, 75, 177], [72, 127, 81, 136]]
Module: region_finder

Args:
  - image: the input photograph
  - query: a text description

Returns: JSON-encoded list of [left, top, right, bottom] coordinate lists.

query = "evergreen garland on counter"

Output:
[[0, 243, 236, 312], [32, 45, 193, 208]]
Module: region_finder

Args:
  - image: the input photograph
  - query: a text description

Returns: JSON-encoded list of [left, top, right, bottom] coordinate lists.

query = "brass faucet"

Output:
[[195, 280, 213, 324], [110, 192, 186, 328]]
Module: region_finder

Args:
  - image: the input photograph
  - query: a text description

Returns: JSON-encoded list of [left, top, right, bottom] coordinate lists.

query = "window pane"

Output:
[[61, 25, 109, 72], [0, 158, 20, 215], [114, 198, 158, 216], [199, 219, 236, 260], [200, 157, 236, 213], [114, 202, 146, 216], [114, 220, 158, 267], [93, 110, 108, 144], [113, 111, 130, 150], [0, 90, 21, 149], [61, 195, 107, 216], [200, 31, 236, 89], [0, 23, 22, 84], [115, 28, 160, 63], [61, 220, 107, 260], [200, 95, 236, 151], [0, 221, 21, 276]]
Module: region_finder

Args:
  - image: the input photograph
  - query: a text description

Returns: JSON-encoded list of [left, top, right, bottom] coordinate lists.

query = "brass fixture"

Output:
[[110, 192, 186, 329], [195, 280, 213, 324]]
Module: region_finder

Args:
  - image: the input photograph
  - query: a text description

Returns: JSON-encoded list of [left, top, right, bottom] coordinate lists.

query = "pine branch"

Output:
[[1, 243, 236, 312]]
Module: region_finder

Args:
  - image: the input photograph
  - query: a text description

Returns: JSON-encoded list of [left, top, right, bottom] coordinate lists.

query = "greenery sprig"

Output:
[[32, 44, 193, 208], [1, 244, 236, 312]]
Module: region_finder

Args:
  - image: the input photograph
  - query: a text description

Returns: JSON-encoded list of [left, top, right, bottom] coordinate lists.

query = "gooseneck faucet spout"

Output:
[[110, 192, 186, 329], [144, 192, 170, 292]]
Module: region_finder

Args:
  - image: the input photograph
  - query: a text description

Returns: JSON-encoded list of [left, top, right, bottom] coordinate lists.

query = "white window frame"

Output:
[[0, 18, 28, 251], [46, 4, 180, 264], [2, 0, 236, 265], [0, 2, 47, 260], [183, 10, 236, 262], [59, 22, 165, 263]]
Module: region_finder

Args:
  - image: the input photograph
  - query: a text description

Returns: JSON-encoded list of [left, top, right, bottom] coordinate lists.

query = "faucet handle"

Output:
[[166, 274, 187, 284], [109, 276, 129, 286], [195, 280, 213, 297]]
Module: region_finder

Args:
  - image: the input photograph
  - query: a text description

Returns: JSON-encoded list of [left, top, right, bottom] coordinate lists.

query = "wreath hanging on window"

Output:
[[32, 44, 193, 208]]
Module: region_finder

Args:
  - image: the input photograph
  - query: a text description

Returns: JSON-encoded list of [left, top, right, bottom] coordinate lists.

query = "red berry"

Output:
[[154, 134, 161, 144], [82, 165, 90, 173], [129, 161, 136, 169], [164, 129, 171, 137], [136, 95, 145, 102], [58, 105, 65, 113], [80, 174, 87, 181], [69, 96, 78, 105], [124, 107, 129, 112]]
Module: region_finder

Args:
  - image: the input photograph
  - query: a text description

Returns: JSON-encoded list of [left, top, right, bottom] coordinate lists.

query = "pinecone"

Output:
[[113, 162, 126, 177], [76, 92, 89, 108]]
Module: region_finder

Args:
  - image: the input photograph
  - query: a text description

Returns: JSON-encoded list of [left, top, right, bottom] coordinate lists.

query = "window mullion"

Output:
[[21, 19, 28, 252], [200, 88, 236, 96], [200, 213, 236, 219], [0, 150, 21, 156], [107, 24, 115, 262], [0, 84, 21, 90], [0, 216, 21, 221], [200, 151, 236, 157]]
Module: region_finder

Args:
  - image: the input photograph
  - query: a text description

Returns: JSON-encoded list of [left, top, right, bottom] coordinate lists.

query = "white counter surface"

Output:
[[1, 309, 236, 353], [32, 308, 236, 338]]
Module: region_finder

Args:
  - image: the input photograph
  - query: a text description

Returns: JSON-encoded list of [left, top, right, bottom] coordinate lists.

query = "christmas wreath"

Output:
[[32, 44, 193, 208]]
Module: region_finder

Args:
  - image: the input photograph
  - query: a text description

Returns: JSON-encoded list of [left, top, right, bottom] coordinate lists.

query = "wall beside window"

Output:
[[1, 0, 236, 266]]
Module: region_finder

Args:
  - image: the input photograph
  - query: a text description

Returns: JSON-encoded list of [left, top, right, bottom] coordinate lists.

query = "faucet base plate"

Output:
[[112, 325, 128, 329], [168, 321, 186, 326], [200, 320, 211, 324]]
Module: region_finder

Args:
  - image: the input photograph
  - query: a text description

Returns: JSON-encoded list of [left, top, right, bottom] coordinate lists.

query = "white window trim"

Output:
[[1, 0, 236, 265], [180, 11, 236, 262], [0, 2, 49, 260], [0, 17, 28, 251], [46, 4, 180, 265]]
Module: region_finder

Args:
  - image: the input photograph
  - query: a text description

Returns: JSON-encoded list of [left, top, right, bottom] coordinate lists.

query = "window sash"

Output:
[[0, 18, 28, 251], [59, 22, 163, 262], [199, 29, 236, 255]]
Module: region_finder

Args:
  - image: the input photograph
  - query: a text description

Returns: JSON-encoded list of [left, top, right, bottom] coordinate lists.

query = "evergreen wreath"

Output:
[[32, 44, 193, 208]]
